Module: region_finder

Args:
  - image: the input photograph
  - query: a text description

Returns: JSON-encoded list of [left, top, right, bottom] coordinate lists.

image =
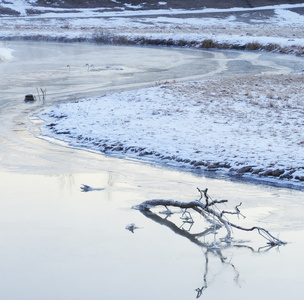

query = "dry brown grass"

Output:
[[245, 41, 263, 51]]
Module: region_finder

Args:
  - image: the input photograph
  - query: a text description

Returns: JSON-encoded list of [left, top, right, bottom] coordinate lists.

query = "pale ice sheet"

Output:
[[0, 165, 303, 300]]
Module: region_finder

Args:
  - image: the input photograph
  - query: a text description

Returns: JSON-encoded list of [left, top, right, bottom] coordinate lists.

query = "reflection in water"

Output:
[[56, 173, 75, 191], [107, 173, 114, 187], [196, 248, 240, 298], [139, 206, 281, 298]]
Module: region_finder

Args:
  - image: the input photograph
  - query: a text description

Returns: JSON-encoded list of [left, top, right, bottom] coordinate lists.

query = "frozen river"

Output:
[[0, 41, 303, 299], [1, 41, 303, 174]]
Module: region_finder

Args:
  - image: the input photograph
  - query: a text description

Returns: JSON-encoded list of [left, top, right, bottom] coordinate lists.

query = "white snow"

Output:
[[0, 0, 38, 16], [0, 44, 13, 61], [1, 1, 303, 187], [1, 3, 304, 53], [274, 8, 304, 23], [123, 3, 144, 9]]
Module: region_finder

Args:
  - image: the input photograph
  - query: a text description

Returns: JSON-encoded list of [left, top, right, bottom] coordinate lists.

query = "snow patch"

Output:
[[0, 44, 13, 61], [0, 0, 38, 16]]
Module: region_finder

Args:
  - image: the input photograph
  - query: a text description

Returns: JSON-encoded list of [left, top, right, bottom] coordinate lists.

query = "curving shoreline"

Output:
[[37, 73, 304, 190], [1, 1, 303, 189]]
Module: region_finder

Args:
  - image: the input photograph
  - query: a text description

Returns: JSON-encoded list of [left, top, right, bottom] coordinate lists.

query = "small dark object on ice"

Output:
[[80, 184, 104, 192], [125, 223, 141, 233], [24, 94, 35, 102]]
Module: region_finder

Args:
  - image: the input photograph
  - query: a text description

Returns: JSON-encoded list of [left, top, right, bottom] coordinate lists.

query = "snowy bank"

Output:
[[38, 74, 304, 189], [1, 2, 304, 55]]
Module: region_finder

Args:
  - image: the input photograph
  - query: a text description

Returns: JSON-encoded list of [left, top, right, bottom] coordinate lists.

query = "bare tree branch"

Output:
[[133, 188, 286, 246]]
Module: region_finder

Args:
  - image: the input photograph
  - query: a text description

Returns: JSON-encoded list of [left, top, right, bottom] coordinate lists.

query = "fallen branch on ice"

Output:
[[133, 188, 286, 246]]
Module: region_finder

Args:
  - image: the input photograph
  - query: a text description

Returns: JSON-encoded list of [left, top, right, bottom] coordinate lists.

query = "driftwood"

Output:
[[133, 188, 286, 246]]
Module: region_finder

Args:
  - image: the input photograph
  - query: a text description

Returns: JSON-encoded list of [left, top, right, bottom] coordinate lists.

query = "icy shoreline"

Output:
[[37, 74, 304, 189]]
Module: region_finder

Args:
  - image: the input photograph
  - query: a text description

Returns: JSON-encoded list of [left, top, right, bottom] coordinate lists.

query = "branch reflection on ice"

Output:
[[132, 188, 286, 297]]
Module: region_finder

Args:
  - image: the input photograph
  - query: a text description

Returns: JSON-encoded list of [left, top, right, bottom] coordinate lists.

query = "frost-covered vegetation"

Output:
[[38, 74, 304, 187]]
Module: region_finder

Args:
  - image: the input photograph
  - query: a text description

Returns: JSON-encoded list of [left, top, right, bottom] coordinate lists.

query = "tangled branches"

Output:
[[134, 188, 286, 246]]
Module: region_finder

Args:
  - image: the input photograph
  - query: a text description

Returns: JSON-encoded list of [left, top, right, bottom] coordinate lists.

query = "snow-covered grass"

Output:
[[38, 74, 304, 188], [1, 2, 304, 55]]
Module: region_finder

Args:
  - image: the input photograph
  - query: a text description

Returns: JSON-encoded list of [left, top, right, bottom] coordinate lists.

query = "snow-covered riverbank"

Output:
[[38, 74, 304, 188], [1, 1, 304, 55]]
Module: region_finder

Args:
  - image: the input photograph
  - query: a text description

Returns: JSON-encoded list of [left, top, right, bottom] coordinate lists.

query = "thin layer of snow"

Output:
[[0, 0, 38, 16], [123, 3, 144, 9], [1, 3, 304, 53], [274, 8, 304, 23], [2, 1, 304, 18], [0, 44, 13, 61], [37, 75, 304, 188]]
